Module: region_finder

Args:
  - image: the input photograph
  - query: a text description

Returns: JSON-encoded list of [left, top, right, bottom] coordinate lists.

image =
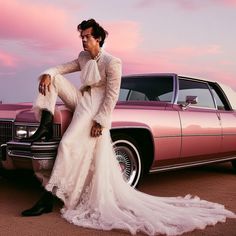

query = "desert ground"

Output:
[[0, 162, 236, 236]]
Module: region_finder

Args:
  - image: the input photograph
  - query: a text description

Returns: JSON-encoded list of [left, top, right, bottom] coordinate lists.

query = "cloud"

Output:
[[104, 21, 142, 52], [135, 0, 236, 10], [0, 50, 18, 67], [135, 0, 157, 8], [0, 1, 78, 51], [0, 2, 142, 54], [120, 44, 223, 72], [220, 0, 236, 6], [166, 44, 223, 57]]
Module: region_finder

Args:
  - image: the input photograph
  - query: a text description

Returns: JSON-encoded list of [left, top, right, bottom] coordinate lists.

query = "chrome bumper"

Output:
[[0, 144, 7, 161], [6, 141, 59, 160]]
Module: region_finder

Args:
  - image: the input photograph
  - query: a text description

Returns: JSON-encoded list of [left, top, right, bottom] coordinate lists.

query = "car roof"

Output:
[[122, 73, 177, 79]]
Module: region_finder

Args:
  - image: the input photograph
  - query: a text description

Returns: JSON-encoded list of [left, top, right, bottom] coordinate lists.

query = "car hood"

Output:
[[1, 101, 168, 125], [0, 103, 33, 120]]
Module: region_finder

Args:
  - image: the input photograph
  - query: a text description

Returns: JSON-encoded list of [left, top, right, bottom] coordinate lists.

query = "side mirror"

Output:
[[186, 96, 198, 104], [181, 96, 198, 110]]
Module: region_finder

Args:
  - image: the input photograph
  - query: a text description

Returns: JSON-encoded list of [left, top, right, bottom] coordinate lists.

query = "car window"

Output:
[[209, 84, 231, 111], [119, 76, 174, 102], [177, 79, 215, 109]]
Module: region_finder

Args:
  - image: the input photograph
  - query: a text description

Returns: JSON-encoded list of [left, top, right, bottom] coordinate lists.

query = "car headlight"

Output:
[[15, 125, 38, 139]]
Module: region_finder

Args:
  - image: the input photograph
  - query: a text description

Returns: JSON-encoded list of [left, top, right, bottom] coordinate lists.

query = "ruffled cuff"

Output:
[[93, 113, 111, 129], [38, 68, 59, 82]]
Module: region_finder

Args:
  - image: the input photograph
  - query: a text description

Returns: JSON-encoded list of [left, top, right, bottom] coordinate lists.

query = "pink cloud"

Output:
[[0, 1, 142, 56], [121, 44, 224, 73], [0, 1, 78, 51], [135, 0, 236, 9], [0, 50, 18, 67], [219, 0, 236, 6], [167, 44, 223, 57], [104, 21, 142, 52], [135, 0, 157, 8], [135, 0, 204, 10]]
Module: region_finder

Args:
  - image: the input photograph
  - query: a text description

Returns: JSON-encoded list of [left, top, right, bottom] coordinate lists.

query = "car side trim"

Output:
[[149, 156, 236, 173]]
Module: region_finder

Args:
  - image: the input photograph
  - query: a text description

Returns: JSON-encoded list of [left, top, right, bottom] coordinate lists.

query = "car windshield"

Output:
[[119, 75, 174, 102]]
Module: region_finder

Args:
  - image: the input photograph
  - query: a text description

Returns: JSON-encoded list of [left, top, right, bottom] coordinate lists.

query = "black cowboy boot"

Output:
[[21, 190, 53, 217], [20, 110, 53, 142]]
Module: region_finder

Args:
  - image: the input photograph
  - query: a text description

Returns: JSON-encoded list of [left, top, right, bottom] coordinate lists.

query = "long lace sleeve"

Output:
[[39, 59, 81, 80], [93, 58, 122, 128]]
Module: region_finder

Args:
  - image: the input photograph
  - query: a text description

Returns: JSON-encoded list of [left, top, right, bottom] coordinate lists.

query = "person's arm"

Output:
[[39, 59, 80, 96], [93, 57, 122, 128], [41, 59, 80, 78]]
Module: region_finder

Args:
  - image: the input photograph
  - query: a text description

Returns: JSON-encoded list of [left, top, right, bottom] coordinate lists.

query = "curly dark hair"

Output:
[[77, 19, 108, 47]]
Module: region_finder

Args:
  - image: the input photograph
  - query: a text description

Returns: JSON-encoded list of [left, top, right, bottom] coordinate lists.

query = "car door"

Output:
[[210, 83, 236, 155], [176, 78, 222, 159]]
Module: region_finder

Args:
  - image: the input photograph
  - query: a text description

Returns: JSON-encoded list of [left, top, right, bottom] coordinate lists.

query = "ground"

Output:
[[0, 162, 236, 236]]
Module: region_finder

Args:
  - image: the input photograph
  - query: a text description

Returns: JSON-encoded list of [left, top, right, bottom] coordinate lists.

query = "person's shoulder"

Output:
[[102, 51, 121, 64]]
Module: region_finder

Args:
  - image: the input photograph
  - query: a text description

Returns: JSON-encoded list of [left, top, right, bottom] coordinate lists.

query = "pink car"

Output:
[[1, 73, 236, 187]]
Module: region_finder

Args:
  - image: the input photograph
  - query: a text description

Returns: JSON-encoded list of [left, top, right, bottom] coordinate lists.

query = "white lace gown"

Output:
[[34, 52, 235, 236]]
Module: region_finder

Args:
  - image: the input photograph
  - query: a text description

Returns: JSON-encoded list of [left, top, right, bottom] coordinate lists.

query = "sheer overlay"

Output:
[[38, 55, 235, 236]]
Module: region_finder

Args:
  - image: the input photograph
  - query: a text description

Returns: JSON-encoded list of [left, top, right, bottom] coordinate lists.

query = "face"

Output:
[[80, 27, 100, 52]]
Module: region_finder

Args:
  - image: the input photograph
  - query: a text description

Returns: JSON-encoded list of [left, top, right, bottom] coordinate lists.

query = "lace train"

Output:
[[45, 127, 235, 236]]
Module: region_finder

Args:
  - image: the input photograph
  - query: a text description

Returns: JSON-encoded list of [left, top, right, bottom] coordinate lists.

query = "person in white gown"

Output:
[[21, 19, 235, 235]]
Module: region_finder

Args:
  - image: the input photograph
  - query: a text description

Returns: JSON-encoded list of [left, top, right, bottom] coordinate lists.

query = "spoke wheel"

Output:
[[112, 136, 142, 187]]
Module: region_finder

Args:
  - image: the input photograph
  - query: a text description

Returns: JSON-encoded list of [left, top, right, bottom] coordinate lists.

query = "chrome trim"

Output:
[[175, 77, 218, 110], [208, 83, 218, 110], [14, 122, 39, 126], [155, 134, 221, 138], [173, 74, 179, 104], [111, 126, 152, 132], [223, 133, 236, 136], [0, 144, 7, 148], [184, 105, 217, 110], [7, 141, 31, 147], [6, 141, 59, 160], [7, 150, 33, 159], [0, 143, 7, 161], [0, 119, 14, 122], [7, 150, 56, 160], [149, 156, 236, 173], [155, 134, 181, 138], [181, 133, 222, 137]]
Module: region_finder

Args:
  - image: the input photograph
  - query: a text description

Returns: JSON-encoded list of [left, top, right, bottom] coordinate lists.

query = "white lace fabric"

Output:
[[34, 51, 235, 235], [46, 127, 236, 235]]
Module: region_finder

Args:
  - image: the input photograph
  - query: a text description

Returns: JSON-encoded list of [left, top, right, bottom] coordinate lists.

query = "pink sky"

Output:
[[0, 0, 236, 102]]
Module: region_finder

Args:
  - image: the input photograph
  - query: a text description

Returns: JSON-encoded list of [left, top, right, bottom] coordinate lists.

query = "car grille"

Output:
[[0, 120, 13, 146], [52, 124, 61, 139], [0, 120, 13, 159]]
